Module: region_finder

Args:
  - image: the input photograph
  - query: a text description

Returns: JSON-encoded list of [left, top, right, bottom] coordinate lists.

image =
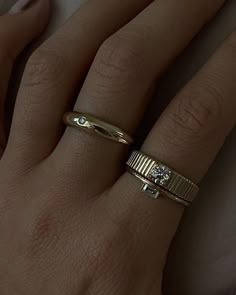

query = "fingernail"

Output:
[[8, 0, 35, 15]]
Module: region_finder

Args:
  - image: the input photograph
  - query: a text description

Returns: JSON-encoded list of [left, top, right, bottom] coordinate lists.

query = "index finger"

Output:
[[0, 0, 50, 157]]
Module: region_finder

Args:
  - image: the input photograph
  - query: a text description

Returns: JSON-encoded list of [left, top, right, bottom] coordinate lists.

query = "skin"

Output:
[[0, 0, 236, 294]]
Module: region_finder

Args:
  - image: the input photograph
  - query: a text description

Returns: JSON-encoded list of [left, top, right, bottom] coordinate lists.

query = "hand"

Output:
[[1, 0, 235, 294]]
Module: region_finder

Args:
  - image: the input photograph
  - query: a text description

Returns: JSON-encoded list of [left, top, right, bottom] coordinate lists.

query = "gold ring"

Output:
[[126, 150, 199, 206], [63, 112, 133, 145]]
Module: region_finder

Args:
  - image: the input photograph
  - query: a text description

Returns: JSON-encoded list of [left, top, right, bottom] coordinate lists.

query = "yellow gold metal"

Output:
[[127, 168, 191, 206], [126, 151, 199, 206], [63, 112, 133, 145]]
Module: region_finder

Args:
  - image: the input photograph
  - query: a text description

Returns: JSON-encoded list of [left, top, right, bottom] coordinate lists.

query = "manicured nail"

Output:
[[8, 0, 35, 15]]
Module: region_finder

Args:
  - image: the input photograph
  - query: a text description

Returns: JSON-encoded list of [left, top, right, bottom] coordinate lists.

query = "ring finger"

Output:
[[112, 30, 236, 275], [57, 0, 226, 190]]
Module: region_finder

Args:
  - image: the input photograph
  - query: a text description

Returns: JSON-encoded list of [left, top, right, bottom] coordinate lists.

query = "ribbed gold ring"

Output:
[[126, 150, 199, 206], [127, 168, 191, 206], [63, 112, 133, 145]]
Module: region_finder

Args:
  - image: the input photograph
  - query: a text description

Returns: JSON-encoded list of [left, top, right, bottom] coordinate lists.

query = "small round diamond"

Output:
[[150, 164, 171, 185], [78, 116, 87, 125]]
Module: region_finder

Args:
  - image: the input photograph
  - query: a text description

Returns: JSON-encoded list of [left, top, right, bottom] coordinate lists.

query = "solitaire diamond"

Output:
[[149, 164, 171, 186]]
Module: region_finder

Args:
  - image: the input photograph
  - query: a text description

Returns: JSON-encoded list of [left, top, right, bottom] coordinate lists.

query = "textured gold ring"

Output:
[[63, 112, 133, 145], [126, 150, 199, 206]]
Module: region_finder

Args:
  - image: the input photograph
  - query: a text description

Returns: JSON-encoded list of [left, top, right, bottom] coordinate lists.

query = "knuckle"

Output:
[[198, 80, 224, 122], [94, 34, 145, 80], [169, 85, 222, 142], [89, 34, 146, 99], [23, 47, 67, 88]]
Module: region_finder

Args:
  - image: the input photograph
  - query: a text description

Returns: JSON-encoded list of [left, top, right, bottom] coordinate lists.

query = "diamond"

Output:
[[78, 116, 87, 125], [149, 164, 171, 186], [141, 183, 160, 199]]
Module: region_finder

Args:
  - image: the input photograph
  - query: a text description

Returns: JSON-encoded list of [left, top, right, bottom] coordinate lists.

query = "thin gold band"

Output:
[[63, 112, 133, 145], [127, 168, 190, 206]]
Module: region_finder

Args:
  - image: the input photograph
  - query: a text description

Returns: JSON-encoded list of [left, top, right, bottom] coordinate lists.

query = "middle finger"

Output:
[[6, 0, 154, 168], [57, 0, 226, 189]]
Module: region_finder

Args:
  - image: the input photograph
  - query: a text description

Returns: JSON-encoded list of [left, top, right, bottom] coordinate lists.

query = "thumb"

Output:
[[0, 0, 51, 156]]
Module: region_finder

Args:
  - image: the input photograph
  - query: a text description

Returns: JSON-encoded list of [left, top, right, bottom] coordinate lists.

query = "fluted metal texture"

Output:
[[127, 151, 199, 204]]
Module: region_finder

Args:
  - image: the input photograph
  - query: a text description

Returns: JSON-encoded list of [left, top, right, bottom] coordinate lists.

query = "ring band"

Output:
[[126, 151, 199, 206], [63, 112, 133, 145], [127, 168, 191, 206]]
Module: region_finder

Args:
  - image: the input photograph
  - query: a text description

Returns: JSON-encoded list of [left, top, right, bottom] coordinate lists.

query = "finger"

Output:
[[6, 0, 154, 168], [0, 0, 50, 157], [114, 30, 236, 272], [57, 0, 226, 192], [142, 31, 236, 184]]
